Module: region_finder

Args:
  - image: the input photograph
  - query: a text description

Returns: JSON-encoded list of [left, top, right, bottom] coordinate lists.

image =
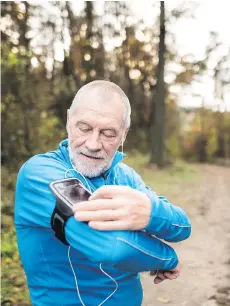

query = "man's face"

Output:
[[67, 89, 127, 178]]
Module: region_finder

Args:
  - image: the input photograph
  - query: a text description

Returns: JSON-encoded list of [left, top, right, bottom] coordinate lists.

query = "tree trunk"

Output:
[[149, 1, 165, 167]]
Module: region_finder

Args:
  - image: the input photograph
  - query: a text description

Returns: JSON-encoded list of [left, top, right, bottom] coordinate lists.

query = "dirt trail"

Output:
[[141, 165, 230, 306]]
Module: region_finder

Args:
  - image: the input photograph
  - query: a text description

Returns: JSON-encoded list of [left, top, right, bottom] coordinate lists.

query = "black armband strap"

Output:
[[51, 202, 72, 246]]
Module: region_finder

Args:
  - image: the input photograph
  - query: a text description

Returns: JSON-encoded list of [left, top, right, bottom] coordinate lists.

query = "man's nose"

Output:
[[85, 132, 102, 152]]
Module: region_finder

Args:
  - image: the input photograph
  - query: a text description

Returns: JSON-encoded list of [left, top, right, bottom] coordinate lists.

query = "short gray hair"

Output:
[[69, 80, 131, 128]]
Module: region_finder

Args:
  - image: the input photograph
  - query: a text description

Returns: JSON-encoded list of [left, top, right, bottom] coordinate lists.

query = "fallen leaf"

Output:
[[156, 297, 171, 304]]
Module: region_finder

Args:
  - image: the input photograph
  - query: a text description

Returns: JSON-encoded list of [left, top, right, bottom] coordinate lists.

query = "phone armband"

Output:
[[49, 178, 91, 245]]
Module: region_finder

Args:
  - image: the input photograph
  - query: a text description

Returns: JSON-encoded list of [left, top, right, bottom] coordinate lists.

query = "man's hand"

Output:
[[150, 263, 181, 284], [72, 185, 152, 231]]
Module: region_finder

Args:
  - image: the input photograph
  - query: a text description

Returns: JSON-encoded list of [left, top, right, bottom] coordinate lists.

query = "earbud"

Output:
[[120, 137, 124, 146], [121, 137, 125, 154]]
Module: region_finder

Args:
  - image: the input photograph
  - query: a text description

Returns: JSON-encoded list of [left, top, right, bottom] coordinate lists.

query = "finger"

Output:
[[150, 270, 157, 276], [163, 271, 179, 280], [74, 209, 124, 222], [156, 272, 167, 280], [154, 276, 164, 284], [72, 199, 120, 212], [88, 220, 130, 231], [89, 185, 131, 200]]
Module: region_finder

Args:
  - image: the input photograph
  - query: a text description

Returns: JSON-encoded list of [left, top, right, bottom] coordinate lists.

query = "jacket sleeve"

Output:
[[132, 169, 191, 242], [15, 156, 178, 273]]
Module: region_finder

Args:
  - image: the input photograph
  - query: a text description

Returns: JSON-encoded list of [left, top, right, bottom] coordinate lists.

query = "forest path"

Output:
[[142, 165, 230, 306]]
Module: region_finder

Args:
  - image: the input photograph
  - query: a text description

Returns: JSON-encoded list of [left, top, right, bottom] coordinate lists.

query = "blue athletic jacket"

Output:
[[14, 139, 191, 306]]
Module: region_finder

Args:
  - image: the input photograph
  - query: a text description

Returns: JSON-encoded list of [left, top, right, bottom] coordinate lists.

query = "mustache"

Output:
[[74, 147, 107, 159]]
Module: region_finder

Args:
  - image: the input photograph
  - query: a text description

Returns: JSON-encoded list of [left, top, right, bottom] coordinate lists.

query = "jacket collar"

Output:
[[58, 138, 126, 176]]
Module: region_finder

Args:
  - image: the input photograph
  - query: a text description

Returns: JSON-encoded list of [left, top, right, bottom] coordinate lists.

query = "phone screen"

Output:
[[50, 179, 91, 207]]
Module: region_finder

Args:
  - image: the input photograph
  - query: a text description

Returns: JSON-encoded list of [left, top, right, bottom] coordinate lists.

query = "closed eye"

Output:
[[101, 130, 116, 138], [80, 127, 92, 132], [76, 122, 92, 132]]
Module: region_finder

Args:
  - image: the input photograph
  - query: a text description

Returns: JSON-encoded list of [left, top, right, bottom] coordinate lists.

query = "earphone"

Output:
[[121, 136, 125, 154]]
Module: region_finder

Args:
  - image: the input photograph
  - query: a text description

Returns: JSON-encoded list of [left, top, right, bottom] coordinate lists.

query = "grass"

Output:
[[124, 153, 202, 196]]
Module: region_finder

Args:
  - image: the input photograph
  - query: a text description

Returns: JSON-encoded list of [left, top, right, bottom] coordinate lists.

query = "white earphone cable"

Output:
[[64, 164, 118, 306], [68, 246, 86, 306], [98, 264, 118, 306]]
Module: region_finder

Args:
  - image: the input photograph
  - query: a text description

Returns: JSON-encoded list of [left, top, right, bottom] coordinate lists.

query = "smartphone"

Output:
[[49, 178, 92, 217]]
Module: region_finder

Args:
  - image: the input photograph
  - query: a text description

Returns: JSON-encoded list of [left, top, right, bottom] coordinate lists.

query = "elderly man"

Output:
[[15, 80, 191, 306]]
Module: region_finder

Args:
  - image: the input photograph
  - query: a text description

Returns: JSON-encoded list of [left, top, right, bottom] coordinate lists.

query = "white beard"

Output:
[[68, 144, 114, 178]]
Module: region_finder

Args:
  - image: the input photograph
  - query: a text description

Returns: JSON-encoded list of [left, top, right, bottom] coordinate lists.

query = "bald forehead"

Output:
[[77, 86, 124, 107], [71, 87, 126, 127], [75, 87, 125, 116]]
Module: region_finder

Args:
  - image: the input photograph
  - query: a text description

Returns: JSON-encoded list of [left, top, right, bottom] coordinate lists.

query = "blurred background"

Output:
[[1, 1, 230, 306]]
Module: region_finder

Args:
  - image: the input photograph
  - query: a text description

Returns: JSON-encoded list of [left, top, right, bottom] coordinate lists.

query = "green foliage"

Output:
[[1, 166, 31, 306], [1, 228, 31, 306], [181, 108, 230, 163], [1, 167, 17, 217]]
